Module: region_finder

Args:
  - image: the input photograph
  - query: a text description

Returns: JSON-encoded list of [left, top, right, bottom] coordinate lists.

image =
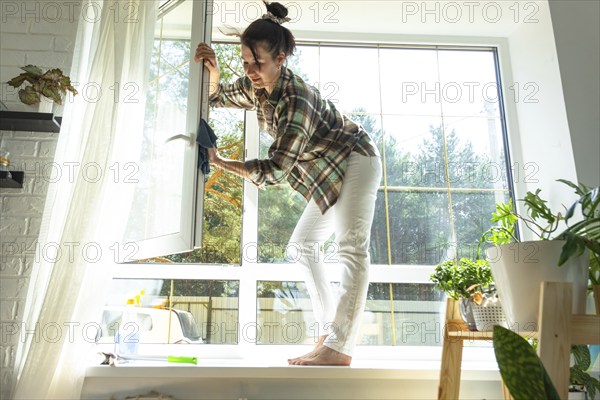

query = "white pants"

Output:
[[289, 153, 382, 356]]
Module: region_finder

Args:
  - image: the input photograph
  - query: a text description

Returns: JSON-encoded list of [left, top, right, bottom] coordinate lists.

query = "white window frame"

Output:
[[112, 34, 519, 365], [122, 0, 212, 261]]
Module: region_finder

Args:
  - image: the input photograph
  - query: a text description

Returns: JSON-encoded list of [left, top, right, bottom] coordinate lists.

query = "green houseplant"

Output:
[[480, 179, 599, 329], [591, 254, 600, 314], [493, 325, 560, 400], [570, 345, 600, 399], [7, 65, 78, 106], [494, 325, 600, 400], [430, 257, 495, 331], [480, 179, 600, 266]]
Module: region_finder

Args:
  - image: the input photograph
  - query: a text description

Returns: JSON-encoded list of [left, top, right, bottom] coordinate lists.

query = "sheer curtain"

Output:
[[12, 1, 155, 398]]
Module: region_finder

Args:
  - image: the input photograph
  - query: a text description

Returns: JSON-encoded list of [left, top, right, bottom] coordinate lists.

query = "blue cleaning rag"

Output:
[[197, 118, 217, 178]]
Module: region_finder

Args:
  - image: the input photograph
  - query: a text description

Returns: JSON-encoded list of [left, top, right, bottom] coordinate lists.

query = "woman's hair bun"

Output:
[[263, 1, 288, 19], [241, 0, 296, 59]]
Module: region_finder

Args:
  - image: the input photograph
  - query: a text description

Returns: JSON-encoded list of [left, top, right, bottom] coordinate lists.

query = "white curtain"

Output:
[[12, 1, 155, 398]]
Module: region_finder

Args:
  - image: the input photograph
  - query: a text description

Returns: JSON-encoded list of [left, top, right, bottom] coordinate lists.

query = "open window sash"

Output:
[[117, 0, 213, 262]]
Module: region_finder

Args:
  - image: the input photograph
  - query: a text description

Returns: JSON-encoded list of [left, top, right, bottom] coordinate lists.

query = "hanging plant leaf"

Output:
[[7, 64, 77, 106], [43, 68, 63, 81], [571, 345, 591, 371], [40, 85, 62, 104], [18, 86, 41, 105], [6, 74, 30, 88], [21, 64, 43, 76], [558, 233, 582, 266], [49, 87, 62, 104]]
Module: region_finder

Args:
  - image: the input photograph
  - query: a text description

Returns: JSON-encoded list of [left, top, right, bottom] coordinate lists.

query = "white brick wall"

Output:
[[0, 1, 80, 398]]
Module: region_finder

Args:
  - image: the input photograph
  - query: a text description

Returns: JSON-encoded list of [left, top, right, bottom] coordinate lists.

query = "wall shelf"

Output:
[[0, 111, 62, 133], [0, 171, 24, 189]]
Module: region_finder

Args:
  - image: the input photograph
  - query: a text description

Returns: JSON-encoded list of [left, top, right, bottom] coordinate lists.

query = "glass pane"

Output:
[[212, 43, 244, 84], [98, 279, 239, 345], [380, 48, 441, 116], [438, 50, 501, 118], [368, 191, 388, 265], [451, 190, 511, 257], [201, 107, 244, 264], [361, 283, 445, 346], [381, 115, 445, 188], [256, 281, 447, 347], [257, 191, 306, 263], [320, 47, 381, 113], [256, 281, 320, 345], [346, 112, 383, 155], [122, 0, 193, 243], [288, 45, 319, 87], [442, 117, 508, 190], [371, 190, 452, 265], [160, 44, 245, 264]]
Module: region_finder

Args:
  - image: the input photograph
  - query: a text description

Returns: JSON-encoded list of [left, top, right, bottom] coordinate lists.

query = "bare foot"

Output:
[[287, 335, 327, 364], [288, 345, 352, 366]]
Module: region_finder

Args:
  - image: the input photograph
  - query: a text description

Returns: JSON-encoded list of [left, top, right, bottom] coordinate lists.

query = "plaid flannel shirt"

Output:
[[209, 67, 379, 214]]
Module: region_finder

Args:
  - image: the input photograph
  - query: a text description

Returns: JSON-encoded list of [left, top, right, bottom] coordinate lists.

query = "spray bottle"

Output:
[[115, 298, 139, 356]]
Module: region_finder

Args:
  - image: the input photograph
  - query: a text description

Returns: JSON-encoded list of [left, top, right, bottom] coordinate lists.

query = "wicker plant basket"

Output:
[[471, 299, 507, 331]]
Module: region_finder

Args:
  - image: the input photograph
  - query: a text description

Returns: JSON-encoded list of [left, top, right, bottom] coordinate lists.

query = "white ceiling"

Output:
[[209, 0, 546, 41], [157, 0, 549, 44]]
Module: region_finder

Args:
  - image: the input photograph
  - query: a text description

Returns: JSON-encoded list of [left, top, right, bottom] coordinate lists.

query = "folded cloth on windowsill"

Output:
[[197, 118, 217, 178]]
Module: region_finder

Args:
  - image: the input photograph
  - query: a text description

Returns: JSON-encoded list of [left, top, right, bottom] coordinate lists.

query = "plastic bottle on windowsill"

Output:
[[0, 149, 11, 179], [115, 298, 139, 356]]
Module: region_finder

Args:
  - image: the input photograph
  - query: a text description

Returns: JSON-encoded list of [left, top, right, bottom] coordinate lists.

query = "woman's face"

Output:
[[241, 43, 285, 93]]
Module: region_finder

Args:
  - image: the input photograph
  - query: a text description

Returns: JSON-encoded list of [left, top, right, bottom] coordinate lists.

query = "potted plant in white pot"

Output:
[[480, 179, 600, 330], [6, 65, 78, 113], [429, 257, 501, 331]]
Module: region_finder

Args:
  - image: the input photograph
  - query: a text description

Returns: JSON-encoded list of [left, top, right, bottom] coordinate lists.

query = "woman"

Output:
[[194, 1, 381, 366]]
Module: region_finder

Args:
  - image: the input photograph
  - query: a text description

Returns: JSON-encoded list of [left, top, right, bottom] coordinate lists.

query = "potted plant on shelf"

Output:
[[6, 65, 78, 112], [480, 179, 600, 329], [570, 345, 600, 400], [430, 257, 500, 331]]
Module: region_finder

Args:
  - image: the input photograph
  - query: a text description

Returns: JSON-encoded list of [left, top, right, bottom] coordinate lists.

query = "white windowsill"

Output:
[[84, 344, 504, 399], [83, 360, 503, 400], [85, 358, 501, 380]]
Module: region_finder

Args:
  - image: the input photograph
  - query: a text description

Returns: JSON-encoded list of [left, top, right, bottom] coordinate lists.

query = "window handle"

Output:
[[164, 133, 194, 146]]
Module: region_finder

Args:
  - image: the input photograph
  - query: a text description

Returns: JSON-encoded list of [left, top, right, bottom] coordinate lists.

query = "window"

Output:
[[116, 0, 208, 261], [104, 6, 514, 355]]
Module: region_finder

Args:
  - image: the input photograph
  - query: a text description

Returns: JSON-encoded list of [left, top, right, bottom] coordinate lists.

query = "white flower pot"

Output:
[[486, 240, 589, 331], [38, 97, 54, 113], [471, 299, 508, 331], [568, 387, 588, 400]]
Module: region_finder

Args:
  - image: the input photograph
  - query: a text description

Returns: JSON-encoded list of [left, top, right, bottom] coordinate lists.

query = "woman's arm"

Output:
[[209, 94, 315, 187], [194, 42, 255, 110], [194, 43, 220, 96], [207, 148, 250, 180]]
